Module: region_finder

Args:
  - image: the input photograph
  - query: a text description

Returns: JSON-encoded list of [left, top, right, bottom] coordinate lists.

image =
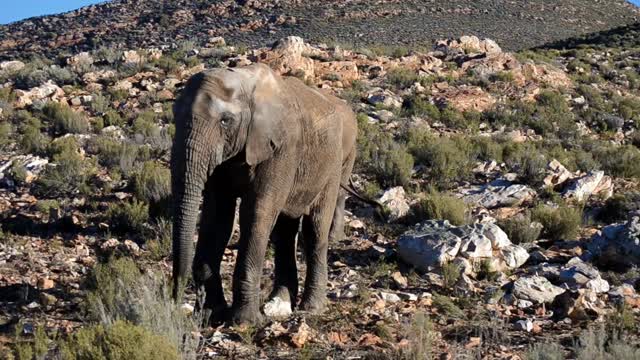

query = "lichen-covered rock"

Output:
[[397, 220, 529, 273], [378, 187, 410, 222], [460, 179, 536, 209], [512, 275, 565, 304], [559, 257, 609, 293]]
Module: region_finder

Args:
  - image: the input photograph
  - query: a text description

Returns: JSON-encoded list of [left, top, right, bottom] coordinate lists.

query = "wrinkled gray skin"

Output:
[[171, 63, 357, 325]]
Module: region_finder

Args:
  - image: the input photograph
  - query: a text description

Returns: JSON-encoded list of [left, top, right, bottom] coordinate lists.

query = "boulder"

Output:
[[14, 81, 64, 108], [589, 212, 640, 267], [258, 36, 315, 79], [543, 159, 573, 188], [122, 50, 143, 65], [559, 257, 609, 293], [434, 36, 502, 57], [315, 61, 359, 85], [562, 171, 612, 201], [67, 52, 94, 67], [0, 155, 49, 184], [378, 187, 410, 221], [512, 275, 565, 304], [460, 179, 536, 209], [0, 60, 25, 72], [366, 89, 403, 109], [397, 220, 529, 272], [433, 86, 496, 113]]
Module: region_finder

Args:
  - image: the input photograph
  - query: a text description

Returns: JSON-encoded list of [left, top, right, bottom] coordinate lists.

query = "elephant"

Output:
[[170, 63, 360, 324]]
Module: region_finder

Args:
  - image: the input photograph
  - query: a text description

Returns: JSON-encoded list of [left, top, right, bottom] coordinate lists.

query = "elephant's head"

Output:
[[170, 63, 287, 299]]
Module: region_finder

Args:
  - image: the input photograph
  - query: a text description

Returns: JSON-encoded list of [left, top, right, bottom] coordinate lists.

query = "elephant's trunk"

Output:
[[171, 140, 210, 301]]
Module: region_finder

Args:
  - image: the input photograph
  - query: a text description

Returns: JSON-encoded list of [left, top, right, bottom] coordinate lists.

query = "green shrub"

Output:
[[432, 294, 464, 318], [43, 102, 89, 134], [407, 129, 473, 189], [414, 188, 467, 225], [442, 261, 461, 289], [89, 93, 111, 114], [84, 257, 200, 359], [86, 257, 142, 319], [36, 199, 60, 214], [88, 137, 140, 174], [34, 140, 92, 197], [0, 121, 13, 149], [498, 214, 542, 244], [592, 144, 640, 179], [105, 200, 149, 236], [356, 114, 414, 187], [402, 95, 440, 120], [147, 218, 172, 260], [58, 321, 179, 360], [525, 341, 565, 360], [386, 67, 420, 89], [531, 205, 582, 241], [134, 161, 171, 203], [598, 193, 640, 223], [439, 107, 466, 129], [18, 113, 49, 154], [103, 110, 124, 127]]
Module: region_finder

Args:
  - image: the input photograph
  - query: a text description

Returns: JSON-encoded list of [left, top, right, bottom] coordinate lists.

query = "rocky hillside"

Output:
[[1, 12, 640, 360], [1, 0, 639, 60], [2, 30, 640, 358]]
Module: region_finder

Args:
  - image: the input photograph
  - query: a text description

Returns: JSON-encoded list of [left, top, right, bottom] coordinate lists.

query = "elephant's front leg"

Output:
[[192, 181, 236, 324], [265, 215, 300, 317], [231, 196, 282, 325], [300, 181, 340, 313]]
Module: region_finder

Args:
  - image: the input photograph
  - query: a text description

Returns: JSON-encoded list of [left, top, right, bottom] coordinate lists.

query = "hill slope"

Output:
[[0, 0, 639, 60]]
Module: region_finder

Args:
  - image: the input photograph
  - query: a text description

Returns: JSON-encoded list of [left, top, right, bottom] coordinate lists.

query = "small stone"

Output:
[[379, 291, 401, 303], [39, 293, 57, 306], [263, 297, 293, 317], [514, 319, 533, 332], [391, 271, 408, 288], [180, 303, 194, 315], [37, 278, 55, 290], [123, 240, 140, 256], [349, 219, 365, 230]]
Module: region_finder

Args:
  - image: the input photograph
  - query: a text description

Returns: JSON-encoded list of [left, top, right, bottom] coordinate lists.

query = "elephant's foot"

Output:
[[263, 286, 294, 318], [298, 295, 327, 314], [230, 304, 264, 325], [203, 303, 230, 325]]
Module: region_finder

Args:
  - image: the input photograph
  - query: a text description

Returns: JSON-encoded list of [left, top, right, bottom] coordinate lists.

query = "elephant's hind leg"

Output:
[[192, 182, 237, 324], [299, 180, 340, 313], [264, 214, 300, 317]]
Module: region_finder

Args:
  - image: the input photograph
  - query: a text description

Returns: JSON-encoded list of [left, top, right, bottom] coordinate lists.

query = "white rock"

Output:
[[397, 220, 529, 273], [180, 303, 194, 315], [559, 257, 609, 293], [460, 179, 536, 209], [379, 291, 402, 303], [378, 187, 410, 221], [0, 60, 25, 72], [263, 297, 293, 317], [512, 275, 565, 304], [562, 171, 606, 201], [514, 319, 533, 332]]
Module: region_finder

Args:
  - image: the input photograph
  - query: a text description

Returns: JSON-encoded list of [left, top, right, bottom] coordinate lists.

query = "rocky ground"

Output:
[[1, 0, 639, 60], [1, 22, 640, 359]]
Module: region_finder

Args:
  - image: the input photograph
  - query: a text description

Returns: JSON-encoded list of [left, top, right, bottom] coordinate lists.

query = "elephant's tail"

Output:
[[341, 177, 385, 210]]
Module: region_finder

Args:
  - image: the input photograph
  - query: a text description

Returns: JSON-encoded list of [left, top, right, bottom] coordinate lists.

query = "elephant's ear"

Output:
[[245, 65, 287, 166]]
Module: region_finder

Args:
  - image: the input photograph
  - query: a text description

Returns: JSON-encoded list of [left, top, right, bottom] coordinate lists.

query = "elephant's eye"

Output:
[[220, 113, 233, 126]]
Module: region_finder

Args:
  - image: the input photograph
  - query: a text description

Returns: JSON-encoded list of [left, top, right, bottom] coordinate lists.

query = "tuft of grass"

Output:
[[105, 200, 149, 236], [43, 102, 89, 134], [398, 311, 435, 360], [134, 161, 171, 203], [407, 128, 473, 189], [497, 213, 542, 244], [147, 218, 172, 260], [386, 67, 420, 89], [432, 294, 464, 318], [525, 342, 565, 360], [413, 188, 467, 226], [58, 320, 179, 360], [18, 113, 50, 154], [34, 139, 92, 197], [442, 261, 462, 289], [531, 205, 582, 241]]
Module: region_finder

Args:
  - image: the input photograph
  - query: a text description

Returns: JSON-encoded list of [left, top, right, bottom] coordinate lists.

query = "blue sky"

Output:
[[0, 1, 107, 24], [1, 0, 639, 25]]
